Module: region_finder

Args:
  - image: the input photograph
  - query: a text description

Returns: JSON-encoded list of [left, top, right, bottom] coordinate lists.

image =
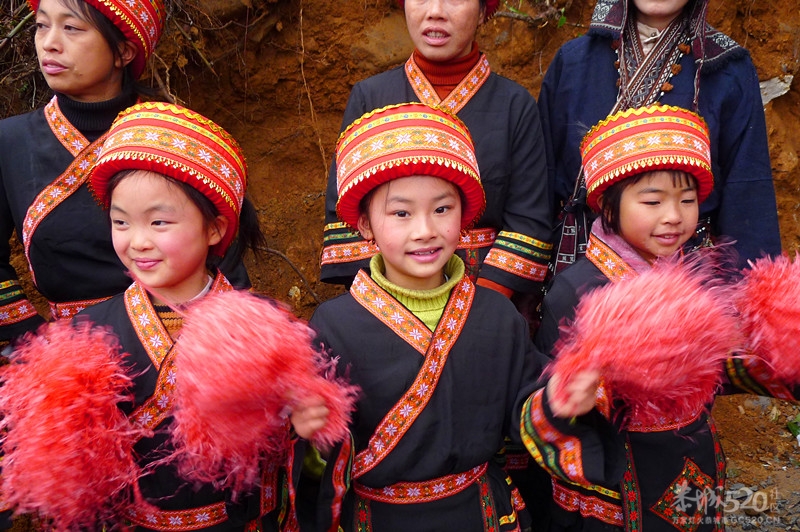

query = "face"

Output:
[[358, 176, 463, 291], [110, 171, 226, 305], [34, 0, 133, 102], [404, 0, 484, 62], [632, 0, 692, 30], [615, 170, 699, 262]]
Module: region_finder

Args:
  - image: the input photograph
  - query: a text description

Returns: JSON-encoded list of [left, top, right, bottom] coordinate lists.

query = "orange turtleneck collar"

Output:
[[412, 42, 481, 100]]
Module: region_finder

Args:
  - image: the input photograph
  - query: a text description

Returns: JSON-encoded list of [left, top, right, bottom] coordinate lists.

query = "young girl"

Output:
[[320, 0, 552, 300], [0, 0, 247, 345], [523, 105, 797, 532], [539, 0, 780, 266], [311, 102, 550, 532], [78, 102, 326, 530]]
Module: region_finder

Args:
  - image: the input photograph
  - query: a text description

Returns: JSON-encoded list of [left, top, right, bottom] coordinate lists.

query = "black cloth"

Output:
[[311, 276, 549, 531]]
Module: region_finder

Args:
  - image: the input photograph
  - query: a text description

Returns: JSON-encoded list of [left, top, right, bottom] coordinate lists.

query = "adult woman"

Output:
[[0, 0, 249, 345], [320, 0, 553, 300], [539, 0, 781, 267]]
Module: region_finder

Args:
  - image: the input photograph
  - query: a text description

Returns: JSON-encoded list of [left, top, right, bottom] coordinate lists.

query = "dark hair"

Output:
[[105, 170, 266, 268], [62, 0, 167, 100], [599, 170, 698, 234]]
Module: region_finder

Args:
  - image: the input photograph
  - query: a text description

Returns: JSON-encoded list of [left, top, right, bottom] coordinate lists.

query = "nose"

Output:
[[411, 213, 437, 240], [38, 26, 61, 53], [426, 0, 446, 18], [662, 200, 683, 225], [129, 227, 153, 251]]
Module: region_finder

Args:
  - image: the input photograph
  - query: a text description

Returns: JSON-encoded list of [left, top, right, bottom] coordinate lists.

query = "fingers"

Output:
[[547, 370, 600, 419]]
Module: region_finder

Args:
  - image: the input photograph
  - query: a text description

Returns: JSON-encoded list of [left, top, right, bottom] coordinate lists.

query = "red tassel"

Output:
[[169, 291, 358, 497], [0, 321, 146, 531], [549, 259, 742, 428], [734, 254, 800, 384]]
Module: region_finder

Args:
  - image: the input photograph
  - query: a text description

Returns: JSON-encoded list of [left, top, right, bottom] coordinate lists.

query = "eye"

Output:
[[434, 205, 451, 214], [392, 210, 409, 218], [151, 220, 169, 227], [111, 218, 128, 228]]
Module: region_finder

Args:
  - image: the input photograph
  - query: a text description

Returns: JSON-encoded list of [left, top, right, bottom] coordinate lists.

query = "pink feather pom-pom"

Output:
[[170, 290, 358, 496], [549, 259, 742, 428], [733, 253, 800, 384], [0, 320, 146, 531]]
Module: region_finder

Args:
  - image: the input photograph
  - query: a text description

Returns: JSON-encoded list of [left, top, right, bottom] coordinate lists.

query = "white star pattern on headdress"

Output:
[[424, 133, 438, 144], [672, 134, 686, 144], [145, 131, 159, 141], [171, 138, 187, 151], [198, 149, 212, 163]]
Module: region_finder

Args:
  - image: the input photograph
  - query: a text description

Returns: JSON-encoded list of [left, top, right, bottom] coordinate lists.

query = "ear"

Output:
[[207, 215, 229, 247], [115, 41, 138, 70], [357, 214, 373, 242]]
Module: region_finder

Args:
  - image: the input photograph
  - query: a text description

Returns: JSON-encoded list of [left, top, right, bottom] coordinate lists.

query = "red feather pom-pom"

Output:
[[734, 253, 800, 384], [550, 259, 742, 428], [170, 291, 358, 496], [0, 320, 146, 531]]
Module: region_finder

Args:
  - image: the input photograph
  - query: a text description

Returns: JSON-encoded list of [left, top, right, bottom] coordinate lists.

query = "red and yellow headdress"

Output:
[[90, 102, 247, 256], [580, 105, 713, 212], [28, 0, 165, 79], [335, 102, 485, 231]]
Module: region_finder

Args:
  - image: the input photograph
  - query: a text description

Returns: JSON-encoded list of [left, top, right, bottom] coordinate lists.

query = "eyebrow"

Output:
[[109, 204, 177, 215]]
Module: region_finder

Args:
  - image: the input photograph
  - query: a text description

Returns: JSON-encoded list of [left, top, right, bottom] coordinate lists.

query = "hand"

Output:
[[289, 397, 329, 440], [547, 370, 600, 419]]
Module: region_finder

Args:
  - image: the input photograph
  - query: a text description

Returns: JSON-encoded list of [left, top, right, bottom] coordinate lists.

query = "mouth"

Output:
[[40, 60, 67, 75], [422, 28, 450, 43], [132, 258, 160, 270], [409, 248, 439, 256]]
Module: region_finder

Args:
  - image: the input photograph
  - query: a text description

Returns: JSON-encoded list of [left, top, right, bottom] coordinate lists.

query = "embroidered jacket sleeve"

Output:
[[723, 354, 800, 402]]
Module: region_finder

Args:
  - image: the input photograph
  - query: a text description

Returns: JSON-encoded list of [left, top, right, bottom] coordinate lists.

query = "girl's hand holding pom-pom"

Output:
[[547, 370, 600, 419], [290, 398, 330, 440]]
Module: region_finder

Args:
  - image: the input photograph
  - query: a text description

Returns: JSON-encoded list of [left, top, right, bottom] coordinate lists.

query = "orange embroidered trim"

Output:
[[484, 248, 548, 282], [23, 97, 107, 285], [458, 227, 497, 249], [626, 406, 704, 433], [522, 390, 588, 485], [127, 274, 233, 431], [124, 501, 228, 531], [585, 233, 638, 283], [552, 481, 624, 526], [327, 435, 353, 532], [320, 240, 379, 266], [0, 299, 38, 326], [350, 270, 432, 355], [49, 296, 112, 320], [406, 54, 491, 114], [354, 463, 487, 504], [350, 273, 474, 477]]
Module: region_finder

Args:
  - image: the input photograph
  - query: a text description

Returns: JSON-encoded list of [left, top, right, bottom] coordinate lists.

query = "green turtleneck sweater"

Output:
[[369, 254, 465, 331]]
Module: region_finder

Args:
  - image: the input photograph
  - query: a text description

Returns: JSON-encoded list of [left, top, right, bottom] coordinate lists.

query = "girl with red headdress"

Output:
[[0, 0, 249, 347], [1, 102, 347, 531], [319, 0, 553, 303], [523, 105, 799, 532], [311, 102, 555, 532]]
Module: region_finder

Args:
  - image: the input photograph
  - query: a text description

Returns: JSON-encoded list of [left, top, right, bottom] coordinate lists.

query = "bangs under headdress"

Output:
[[90, 102, 247, 256]]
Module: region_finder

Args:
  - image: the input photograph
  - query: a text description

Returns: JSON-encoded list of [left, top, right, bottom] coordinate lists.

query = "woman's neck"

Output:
[[413, 43, 481, 99], [55, 83, 138, 141]]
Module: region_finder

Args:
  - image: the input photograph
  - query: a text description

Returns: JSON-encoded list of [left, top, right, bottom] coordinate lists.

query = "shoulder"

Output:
[[310, 292, 358, 324], [75, 293, 129, 327], [0, 108, 46, 140], [351, 64, 407, 92]]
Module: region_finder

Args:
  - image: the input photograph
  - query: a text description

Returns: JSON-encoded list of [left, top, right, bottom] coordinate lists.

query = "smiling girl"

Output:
[[312, 103, 551, 532]]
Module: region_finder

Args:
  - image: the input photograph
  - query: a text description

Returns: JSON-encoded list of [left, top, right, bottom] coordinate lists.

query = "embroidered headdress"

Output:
[[581, 104, 713, 212], [335, 102, 485, 230], [28, 0, 165, 79], [90, 102, 247, 255], [397, 0, 499, 21]]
